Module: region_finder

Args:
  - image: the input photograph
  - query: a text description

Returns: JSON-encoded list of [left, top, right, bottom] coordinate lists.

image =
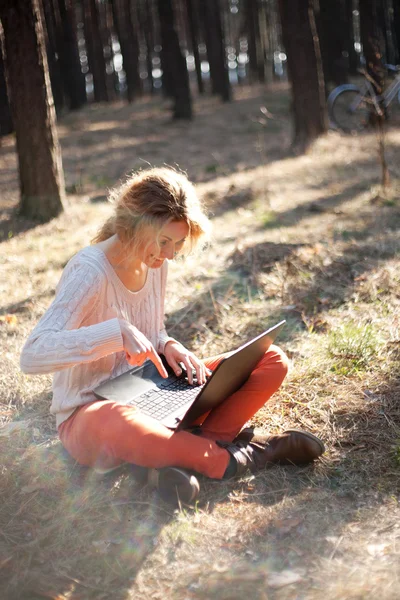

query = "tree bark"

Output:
[[345, 0, 358, 74], [111, 0, 142, 102], [245, 0, 265, 82], [157, 0, 192, 119], [138, 0, 155, 94], [359, 0, 385, 94], [185, 0, 204, 94], [316, 0, 348, 87], [42, 0, 65, 112], [84, 0, 108, 101], [393, 0, 400, 64], [359, 0, 386, 125], [56, 0, 86, 109], [199, 0, 231, 101], [265, 0, 281, 82], [0, 38, 13, 136], [0, 0, 66, 220], [279, 0, 328, 151]]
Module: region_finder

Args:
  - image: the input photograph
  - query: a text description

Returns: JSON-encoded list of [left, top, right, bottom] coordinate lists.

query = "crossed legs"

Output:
[[58, 345, 289, 480]]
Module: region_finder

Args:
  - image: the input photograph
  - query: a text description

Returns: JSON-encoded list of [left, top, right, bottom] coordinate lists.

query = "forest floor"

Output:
[[1, 83, 400, 600]]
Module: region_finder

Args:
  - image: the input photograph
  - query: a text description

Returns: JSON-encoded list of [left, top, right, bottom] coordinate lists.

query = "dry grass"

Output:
[[1, 84, 400, 599]]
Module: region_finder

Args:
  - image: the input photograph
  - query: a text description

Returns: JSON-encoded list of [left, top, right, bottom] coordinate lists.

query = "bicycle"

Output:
[[327, 64, 400, 132]]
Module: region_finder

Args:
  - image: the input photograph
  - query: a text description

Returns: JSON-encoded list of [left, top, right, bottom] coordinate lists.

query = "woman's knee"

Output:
[[261, 344, 290, 380]]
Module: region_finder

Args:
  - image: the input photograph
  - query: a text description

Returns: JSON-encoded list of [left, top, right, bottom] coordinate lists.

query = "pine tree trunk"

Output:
[[56, 0, 86, 109], [199, 0, 231, 101], [111, 0, 142, 102], [376, 0, 389, 63], [279, 0, 328, 151], [84, 0, 108, 101], [383, 0, 397, 65], [265, 0, 280, 82], [0, 0, 66, 220], [185, 0, 204, 94], [360, 0, 386, 125], [393, 0, 400, 63], [157, 0, 192, 119], [316, 0, 348, 87], [137, 0, 154, 94], [0, 40, 13, 136], [245, 0, 265, 82], [345, 0, 358, 74], [42, 0, 65, 112], [360, 0, 385, 94]]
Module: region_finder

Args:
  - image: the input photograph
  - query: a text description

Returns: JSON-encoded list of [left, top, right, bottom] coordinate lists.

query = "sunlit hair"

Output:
[[91, 167, 210, 255]]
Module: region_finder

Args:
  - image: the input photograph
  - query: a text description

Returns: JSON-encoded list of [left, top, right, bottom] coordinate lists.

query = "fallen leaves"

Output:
[[0, 314, 18, 326], [271, 515, 304, 536]]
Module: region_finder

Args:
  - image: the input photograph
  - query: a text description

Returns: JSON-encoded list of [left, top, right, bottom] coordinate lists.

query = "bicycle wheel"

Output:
[[328, 85, 370, 132]]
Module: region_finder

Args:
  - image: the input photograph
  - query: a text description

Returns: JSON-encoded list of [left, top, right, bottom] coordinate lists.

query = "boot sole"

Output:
[[148, 467, 200, 505]]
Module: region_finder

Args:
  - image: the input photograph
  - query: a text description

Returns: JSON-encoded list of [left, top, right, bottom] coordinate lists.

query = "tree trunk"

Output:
[[265, 0, 281, 82], [344, 0, 358, 74], [185, 0, 204, 94], [111, 0, 142, 102], [199, 0, 231, 101], [316, 0, 348, 87], [84, 0, 108, 101], [376, 0, 390, 64], [137, 0, 154, 94], [245, 0, 265, 82], [360, 0, 386, 125], [0, 0, 66, 220], [359, 0, 385, 94], [137, 0, 154, 93], [381, 0, 396, 65], [0, 39, 13, 136], [56, 0, 86, 109], [42, 0, 65, 112], [393, 0, 400, 64], [279, 0, 328, 151], [157, 0, 192, 119]]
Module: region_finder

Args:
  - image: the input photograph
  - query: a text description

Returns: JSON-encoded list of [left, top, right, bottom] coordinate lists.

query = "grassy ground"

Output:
[[1, 84, 400, 599]]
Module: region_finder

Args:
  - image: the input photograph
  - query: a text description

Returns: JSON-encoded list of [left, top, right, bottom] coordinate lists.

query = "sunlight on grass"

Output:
[[2, 85, 400, 600], [327, 322, 378, 374]]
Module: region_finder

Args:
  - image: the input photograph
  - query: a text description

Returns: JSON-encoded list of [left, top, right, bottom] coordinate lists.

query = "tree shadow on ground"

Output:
[[257, 179, 398, 235], [0, 210, 43, 243], [0, 292, 55, 317], [165, 198, 398, 352], [232, 204, 400, 317]]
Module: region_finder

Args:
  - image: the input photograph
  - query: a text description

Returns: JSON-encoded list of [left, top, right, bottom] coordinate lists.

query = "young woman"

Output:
[[20, 168, 324, 504]]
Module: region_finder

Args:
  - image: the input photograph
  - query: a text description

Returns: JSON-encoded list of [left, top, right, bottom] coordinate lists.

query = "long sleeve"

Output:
[[20, 261, 124, 374], [156, 259, 176, 354]]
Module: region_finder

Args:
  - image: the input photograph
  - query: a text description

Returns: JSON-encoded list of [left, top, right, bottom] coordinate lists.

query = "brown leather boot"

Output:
[[218, 430, 325, 477], [148, 467, 200, 505]]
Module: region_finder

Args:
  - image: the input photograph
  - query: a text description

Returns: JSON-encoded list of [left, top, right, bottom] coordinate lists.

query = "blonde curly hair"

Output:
[[92, 167, 210, 255]]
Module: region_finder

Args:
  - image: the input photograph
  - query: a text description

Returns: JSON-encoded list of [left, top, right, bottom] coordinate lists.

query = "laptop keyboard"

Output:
[[128, 377, 205, 420]]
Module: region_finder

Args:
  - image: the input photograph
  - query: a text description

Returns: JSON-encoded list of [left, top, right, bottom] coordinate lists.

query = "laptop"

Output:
[[94, 320, 286, 431]]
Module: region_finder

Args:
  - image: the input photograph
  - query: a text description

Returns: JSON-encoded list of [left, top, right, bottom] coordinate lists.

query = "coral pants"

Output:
[[59, 345, 289, 480]]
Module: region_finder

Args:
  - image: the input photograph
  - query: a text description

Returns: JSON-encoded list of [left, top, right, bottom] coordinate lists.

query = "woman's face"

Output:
[[142, 220, 189, 268]]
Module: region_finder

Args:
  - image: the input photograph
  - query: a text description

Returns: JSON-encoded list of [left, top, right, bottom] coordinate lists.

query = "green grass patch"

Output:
[[327, 322, 378, 374], [260, 210, 278, 229]]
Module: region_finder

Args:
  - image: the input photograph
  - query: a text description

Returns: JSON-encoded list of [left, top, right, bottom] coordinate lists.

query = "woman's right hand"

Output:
[[119, 319, 168, 378]]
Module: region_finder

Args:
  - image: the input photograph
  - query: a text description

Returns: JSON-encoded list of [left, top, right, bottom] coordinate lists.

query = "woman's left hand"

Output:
[[164, 340, 211, 385]]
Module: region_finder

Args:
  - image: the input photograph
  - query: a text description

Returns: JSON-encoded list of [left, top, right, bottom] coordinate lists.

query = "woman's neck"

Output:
[[94, 235, 148, 292]]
